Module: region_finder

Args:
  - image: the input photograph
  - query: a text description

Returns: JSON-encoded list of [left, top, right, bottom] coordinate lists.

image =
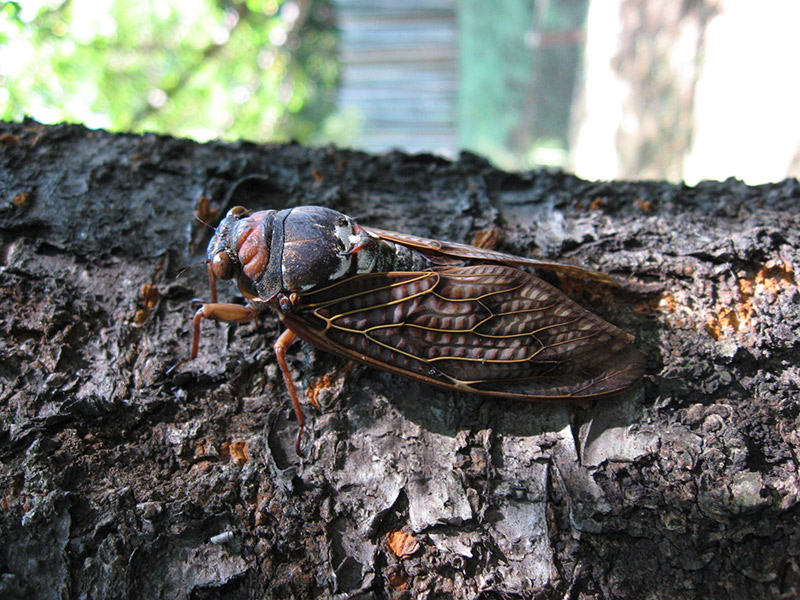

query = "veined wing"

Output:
[[282, 264, 645, 399], [365, 226, 617, 284]]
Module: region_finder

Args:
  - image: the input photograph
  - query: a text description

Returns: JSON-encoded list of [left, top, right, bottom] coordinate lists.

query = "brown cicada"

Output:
[[173, 205, 645, 451]]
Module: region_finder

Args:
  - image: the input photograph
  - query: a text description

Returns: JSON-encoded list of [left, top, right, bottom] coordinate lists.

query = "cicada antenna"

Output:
[[193, 214, 216, 230], [174, 259, 211, 280]]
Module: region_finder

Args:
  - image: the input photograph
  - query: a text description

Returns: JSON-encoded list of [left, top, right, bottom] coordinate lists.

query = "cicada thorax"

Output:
[[208, 205, 435, 305]]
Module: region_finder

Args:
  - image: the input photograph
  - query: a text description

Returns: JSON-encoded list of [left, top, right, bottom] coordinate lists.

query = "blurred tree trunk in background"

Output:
[[571, 0, 800, 184], [570, 0, 715, 182]]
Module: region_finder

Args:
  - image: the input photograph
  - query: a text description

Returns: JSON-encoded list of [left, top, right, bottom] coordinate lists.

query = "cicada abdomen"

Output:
[[174, 205, 646, 452]]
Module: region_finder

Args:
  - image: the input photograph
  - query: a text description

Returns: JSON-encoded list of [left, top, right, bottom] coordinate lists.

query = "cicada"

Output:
[[173, 205, 645, 451]]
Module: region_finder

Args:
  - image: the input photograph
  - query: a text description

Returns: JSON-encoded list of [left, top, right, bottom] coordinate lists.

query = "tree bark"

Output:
[[1, 120, 798, 599]]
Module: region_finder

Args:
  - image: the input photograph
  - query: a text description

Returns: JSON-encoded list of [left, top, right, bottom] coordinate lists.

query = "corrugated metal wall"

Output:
[[334, 0, 458, 155]]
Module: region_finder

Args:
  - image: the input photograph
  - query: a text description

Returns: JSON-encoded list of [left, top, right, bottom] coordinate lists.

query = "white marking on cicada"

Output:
[[327, 217, 360, 281], [333, 219, 355, 251], [329, 254, 353, 282]]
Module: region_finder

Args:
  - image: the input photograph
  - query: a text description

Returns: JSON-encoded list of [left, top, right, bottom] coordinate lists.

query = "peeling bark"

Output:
[[1, 121, 799, 599]]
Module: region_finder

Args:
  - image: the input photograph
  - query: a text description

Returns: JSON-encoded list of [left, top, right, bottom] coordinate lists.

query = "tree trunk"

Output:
[[1, 120, 798, 599]]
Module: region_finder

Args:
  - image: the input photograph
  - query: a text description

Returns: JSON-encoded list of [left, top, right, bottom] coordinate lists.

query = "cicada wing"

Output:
[[364, 226, 617, 284], [283, 265, 644, 400]]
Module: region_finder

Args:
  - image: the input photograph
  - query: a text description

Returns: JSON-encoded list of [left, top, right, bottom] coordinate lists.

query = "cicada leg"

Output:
[[171, 304, 310, 455], [168, 303, 258, 374], [273, 328, 308, 455]]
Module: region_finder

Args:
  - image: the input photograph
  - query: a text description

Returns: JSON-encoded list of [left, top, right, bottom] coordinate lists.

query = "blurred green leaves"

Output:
[[0, 0, 339, 143]]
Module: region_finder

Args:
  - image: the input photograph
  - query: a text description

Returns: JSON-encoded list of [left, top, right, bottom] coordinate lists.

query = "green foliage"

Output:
[[458, 0, 587, 170], [0, 0, 339, 143]]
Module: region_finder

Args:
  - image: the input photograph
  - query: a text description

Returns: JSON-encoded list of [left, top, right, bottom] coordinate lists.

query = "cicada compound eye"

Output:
[[211, 252, 235, 280]]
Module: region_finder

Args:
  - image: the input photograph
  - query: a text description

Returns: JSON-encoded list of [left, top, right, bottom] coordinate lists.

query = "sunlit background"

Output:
[[2, 0, 799, 184]]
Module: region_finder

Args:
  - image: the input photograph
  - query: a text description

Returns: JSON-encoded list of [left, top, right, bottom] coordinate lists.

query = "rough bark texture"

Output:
[[1, 120, 799, 599]]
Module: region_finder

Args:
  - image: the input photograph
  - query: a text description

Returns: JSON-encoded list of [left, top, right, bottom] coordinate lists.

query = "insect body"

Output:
[[175, 205, 645, 451]]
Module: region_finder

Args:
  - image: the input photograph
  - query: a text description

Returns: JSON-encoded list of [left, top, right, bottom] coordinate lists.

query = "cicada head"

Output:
[[207, 206, 276, 300], [207, 205, 377, 302]]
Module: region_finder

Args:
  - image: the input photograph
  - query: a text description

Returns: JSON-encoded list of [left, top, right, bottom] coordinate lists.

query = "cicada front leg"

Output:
[[168, 302, 258, 374], [171, 302, 311, 455]]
